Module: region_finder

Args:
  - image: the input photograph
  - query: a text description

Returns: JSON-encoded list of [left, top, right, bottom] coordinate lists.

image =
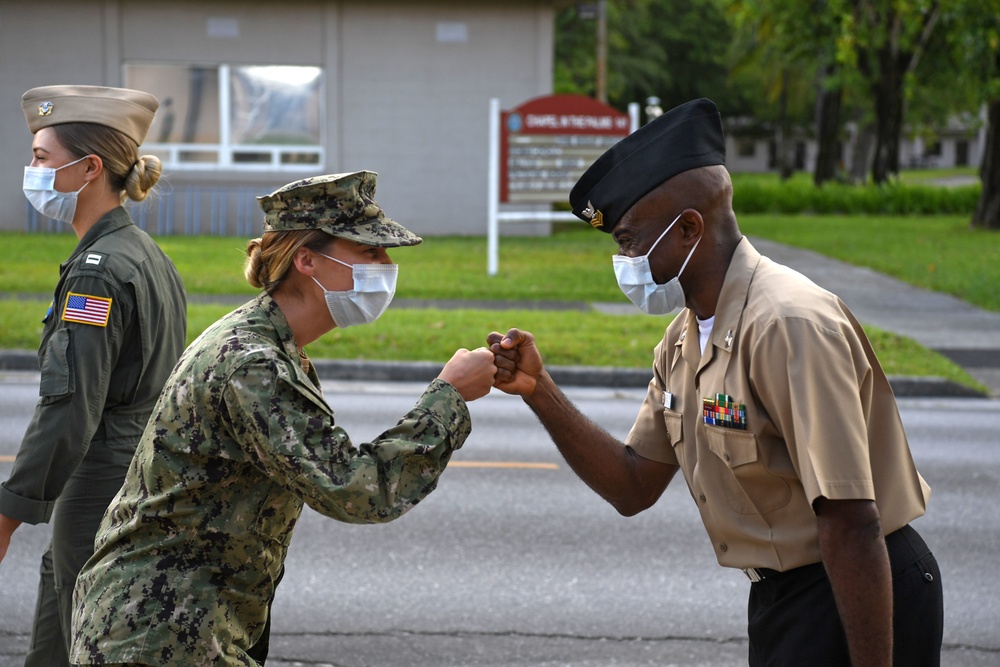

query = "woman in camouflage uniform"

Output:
[[70, 172, 496, 667]]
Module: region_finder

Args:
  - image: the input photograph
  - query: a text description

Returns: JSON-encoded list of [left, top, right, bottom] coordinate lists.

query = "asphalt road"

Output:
[[1, 375, 998, 666]]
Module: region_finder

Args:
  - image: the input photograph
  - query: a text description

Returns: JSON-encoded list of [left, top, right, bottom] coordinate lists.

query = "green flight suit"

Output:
[[0, 207, 187, 666], [70, 293, 471, 667]]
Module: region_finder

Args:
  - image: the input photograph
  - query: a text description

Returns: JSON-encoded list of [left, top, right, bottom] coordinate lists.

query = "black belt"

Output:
[[742, 525, 919, 583], [742, 566, 782, 583]]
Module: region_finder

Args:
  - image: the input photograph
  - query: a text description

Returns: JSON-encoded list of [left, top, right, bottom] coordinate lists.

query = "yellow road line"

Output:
[[449, 461, 558, 470]]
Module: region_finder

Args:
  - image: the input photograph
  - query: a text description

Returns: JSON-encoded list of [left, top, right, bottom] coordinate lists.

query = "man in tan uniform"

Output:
[[489, 98, 942, 666]]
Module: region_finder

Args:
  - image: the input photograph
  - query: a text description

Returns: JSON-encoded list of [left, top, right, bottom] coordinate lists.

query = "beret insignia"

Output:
[[582, 201, 604, 229]]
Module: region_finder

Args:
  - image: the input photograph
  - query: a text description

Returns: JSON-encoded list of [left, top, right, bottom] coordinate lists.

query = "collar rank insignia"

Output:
[[582, 200, 604, 229], [38, 101, 54, 116], [725, 329, 734, 348]]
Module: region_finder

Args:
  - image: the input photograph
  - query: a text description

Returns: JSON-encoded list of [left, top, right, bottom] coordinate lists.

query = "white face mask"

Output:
[[311, 251, 398, 328], [612, 211, 701, 315], [23, 155, 91, 224]]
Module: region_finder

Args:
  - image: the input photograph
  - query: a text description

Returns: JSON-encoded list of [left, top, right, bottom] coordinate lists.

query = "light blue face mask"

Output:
[[612, 211, 701, 315], [23, 155, 91, 224], [311, 251, 398, 328]]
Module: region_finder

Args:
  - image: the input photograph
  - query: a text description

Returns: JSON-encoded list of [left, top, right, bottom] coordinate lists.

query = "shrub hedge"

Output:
[[730, 177, 981, 215]]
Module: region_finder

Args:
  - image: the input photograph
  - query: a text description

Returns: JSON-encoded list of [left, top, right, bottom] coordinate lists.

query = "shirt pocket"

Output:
[[663, 410, 684, 468], [703, 426, 791, 516], [39, 328, 75, 400], [250, 485, 302, 549], [662, 410, 683, 448], [273, 359, 331, 417]]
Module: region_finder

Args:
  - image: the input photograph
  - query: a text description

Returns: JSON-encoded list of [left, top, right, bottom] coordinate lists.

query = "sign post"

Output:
[[487, 94, 637, 275]]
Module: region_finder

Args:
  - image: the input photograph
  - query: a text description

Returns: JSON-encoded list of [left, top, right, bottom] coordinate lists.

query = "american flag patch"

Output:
[[62, 292, 112, 326]]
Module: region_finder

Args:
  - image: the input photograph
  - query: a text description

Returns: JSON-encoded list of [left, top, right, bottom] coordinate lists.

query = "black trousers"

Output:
[[747, 524, 943, 666]]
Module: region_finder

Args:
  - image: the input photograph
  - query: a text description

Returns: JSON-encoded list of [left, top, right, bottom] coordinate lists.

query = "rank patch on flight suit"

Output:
[[84, 252, 106, 266], [62, 292, 112, 326]]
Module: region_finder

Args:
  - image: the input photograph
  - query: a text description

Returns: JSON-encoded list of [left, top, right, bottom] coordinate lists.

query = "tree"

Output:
[[558, 0, 994, 201], [837, 1, 941, 184], [730, 1, 950, 185], [934, 0, 1000, 229], [728, 0, 835, 181], [977, 81, 1000, 229], [814, 62, 845, 185], [555, 0, 744, 114]]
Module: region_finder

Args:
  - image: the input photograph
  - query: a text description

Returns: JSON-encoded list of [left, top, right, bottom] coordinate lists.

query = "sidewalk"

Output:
[[2, 237, 997, 397], [751, 237, 1000, 397]]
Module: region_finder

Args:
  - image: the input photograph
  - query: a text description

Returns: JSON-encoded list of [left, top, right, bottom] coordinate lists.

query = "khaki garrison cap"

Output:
[[257, 171, 422, 248], [22, 85, 159, 146]]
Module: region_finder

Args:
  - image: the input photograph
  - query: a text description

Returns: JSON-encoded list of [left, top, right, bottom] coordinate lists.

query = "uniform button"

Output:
[[924, 572, 934, 582], [699, 493, 707, 503], [719, 543, 728, 552]]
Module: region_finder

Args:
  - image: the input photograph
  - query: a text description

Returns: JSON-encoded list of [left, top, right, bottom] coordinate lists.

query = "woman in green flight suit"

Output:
[[0, 85, 188, 667]]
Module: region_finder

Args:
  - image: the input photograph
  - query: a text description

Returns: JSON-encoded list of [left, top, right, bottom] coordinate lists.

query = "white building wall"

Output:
[[725, 138, 770, 173], [0, 1, 109, 202], [337, 3, 554, 235], [0, 0, 560, 235]]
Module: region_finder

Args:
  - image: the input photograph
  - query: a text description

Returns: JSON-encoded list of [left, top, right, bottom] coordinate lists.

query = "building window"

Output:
[[956, 140, 969, 166], [124, 63, 324, 171], [736, 138, 756, 158]]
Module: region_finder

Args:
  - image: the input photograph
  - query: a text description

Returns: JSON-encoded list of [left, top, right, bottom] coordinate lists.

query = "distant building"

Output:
[[0, 0, 570, 235], [725, 114, 986, 176]]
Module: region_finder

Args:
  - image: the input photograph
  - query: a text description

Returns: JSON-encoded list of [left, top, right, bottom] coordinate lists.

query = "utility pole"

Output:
[[596, 0, 607, 103]]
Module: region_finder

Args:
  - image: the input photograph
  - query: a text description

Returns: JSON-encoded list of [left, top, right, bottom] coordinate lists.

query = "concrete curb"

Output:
[[0, 350, 987, 398]]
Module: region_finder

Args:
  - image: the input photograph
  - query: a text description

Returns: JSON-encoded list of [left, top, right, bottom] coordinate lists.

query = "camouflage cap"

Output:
[[257, 171, 422, 247], [22, 85, 159, 146]]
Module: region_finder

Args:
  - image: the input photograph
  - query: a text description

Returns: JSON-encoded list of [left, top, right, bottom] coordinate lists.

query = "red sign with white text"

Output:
[[501, 94, 630, 203]]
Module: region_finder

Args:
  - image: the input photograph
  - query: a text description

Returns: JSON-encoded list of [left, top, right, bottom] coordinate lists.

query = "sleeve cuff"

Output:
[[0, 483, 55, 525], [418, 378, 473, 448]]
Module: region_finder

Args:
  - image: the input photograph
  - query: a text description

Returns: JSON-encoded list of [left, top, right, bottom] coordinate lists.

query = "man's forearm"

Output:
[[817, 499, 893, 667], [525, 371, 675, 516]]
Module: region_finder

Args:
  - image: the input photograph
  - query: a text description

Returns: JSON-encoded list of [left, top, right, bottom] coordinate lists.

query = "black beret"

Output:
[[569, 98, 726, 233]]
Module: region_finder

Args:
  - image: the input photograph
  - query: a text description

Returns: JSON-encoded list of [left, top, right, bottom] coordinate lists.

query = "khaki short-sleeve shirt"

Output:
[[626, 238, 930, 571]]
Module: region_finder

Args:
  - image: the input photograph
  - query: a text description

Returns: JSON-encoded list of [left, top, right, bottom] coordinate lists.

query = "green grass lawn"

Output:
[[1, 299, 979, 391], [1, 209, 995, 394], [4, 214, 996, 310], [739, 214, 999, 312]]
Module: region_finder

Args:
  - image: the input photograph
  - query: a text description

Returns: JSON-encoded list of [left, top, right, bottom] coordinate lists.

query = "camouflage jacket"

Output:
[[70, 293, 471, 666]]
